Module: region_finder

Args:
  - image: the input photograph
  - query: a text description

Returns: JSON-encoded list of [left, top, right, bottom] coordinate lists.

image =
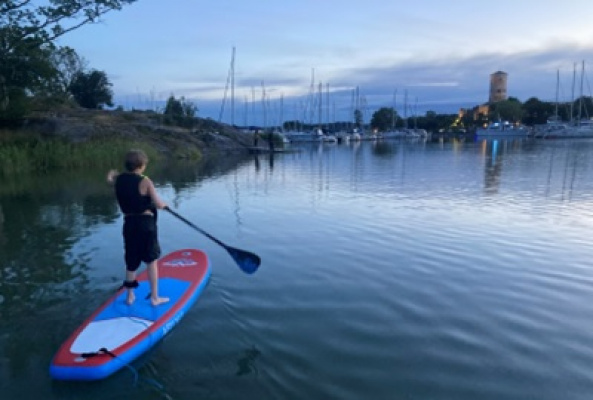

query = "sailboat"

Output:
[[380, 89, 405, 139], [540, 61, 593, 139], [283, 72, 327, 143], [534, 69, 570, 138]]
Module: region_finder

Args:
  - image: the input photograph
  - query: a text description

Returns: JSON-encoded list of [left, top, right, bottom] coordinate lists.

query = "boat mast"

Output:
[[261, 81, 267, 130], [578, 60, 585, 123], [318, 82, 322, 130], [350, 88, 356, 131], [392, 89, 397, 130], [554, 69, 559, 121], [326, 83, 330, 132], [356, 86, 360, 130], [332, 101, 336, 131], [244, 95, 248, 126], [404, 89, 408, 129], [231, 46, 235, 126], [308, 68, 315, 125], [571, 63, 576, 123], [279, 94, 284, 131], [218, 46, 236, 125], [414, 97, 418, 129]]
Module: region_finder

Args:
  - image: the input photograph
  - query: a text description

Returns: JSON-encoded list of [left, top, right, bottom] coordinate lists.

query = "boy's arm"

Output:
[[106, 169, 118, 185], [144, 178, 167, 209]]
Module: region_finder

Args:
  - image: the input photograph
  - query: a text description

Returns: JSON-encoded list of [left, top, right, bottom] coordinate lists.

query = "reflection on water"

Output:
[[3, 138, 593, 399], [483, 139, 503, 195], [235, 347, 260, 377], [0, 204, 5, 247], [0, 155, 252, 389], [0, 174, 114, 318], [254, 155, 260, 172], [475, 137, 590, 203], [0, 154, 253, 309]]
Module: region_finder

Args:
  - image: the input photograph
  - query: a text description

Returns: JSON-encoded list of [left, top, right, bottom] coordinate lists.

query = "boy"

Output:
[[107, 149, 169, 306]]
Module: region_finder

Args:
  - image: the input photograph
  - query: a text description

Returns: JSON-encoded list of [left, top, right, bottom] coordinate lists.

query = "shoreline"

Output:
[[0, 108, 254, 174]]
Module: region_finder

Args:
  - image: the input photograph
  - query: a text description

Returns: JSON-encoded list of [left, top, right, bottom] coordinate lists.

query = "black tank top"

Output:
[[115, 173, 153, 215]]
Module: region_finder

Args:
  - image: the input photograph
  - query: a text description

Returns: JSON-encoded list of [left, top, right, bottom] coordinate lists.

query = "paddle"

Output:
[[165, 207, 260, 274]]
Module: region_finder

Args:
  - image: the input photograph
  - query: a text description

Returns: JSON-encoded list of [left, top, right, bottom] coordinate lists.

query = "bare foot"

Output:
[[126, 290, 135, 305], [151, 296, 169, 306]]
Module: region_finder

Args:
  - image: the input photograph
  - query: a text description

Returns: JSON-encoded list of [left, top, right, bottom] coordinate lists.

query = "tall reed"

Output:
[[0, 138, 160, 175]]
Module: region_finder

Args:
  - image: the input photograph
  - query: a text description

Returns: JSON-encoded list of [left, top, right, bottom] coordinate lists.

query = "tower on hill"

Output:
[[489, 71, 508, 103]]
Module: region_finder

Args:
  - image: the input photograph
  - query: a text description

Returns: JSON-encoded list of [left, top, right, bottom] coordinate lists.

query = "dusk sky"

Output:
[[58, 0, 593, 126]]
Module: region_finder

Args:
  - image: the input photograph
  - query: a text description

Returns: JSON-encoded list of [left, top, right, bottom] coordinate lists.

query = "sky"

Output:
[[57, 0, 593, 126]]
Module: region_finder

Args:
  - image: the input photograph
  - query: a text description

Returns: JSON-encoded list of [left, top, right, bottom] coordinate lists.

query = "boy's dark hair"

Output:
[[124, 149, 148, 172]]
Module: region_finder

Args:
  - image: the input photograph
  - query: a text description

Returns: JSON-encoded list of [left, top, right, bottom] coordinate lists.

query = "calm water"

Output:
[[2, 137, 593, 399]]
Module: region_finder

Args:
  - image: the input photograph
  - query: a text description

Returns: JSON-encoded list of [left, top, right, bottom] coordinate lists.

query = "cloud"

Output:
[[326, 43, 593, 113], [407, 82, 460, 88]]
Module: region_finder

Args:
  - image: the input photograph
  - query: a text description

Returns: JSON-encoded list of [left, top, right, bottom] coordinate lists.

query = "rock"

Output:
[[18, 108, 253, 157]]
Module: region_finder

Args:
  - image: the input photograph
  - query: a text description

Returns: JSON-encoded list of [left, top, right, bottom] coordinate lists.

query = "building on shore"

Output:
[[457, 71, 509, 127]]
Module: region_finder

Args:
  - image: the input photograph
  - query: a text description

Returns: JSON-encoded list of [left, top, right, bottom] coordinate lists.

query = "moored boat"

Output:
[[476, 121, 529, 137]]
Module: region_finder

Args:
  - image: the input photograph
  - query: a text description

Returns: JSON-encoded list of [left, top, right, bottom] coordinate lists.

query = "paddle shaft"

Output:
[[165, 207, 226, 248]]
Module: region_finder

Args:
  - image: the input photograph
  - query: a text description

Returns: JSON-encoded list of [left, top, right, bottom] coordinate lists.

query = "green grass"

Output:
[[0, 138, 161, 175]]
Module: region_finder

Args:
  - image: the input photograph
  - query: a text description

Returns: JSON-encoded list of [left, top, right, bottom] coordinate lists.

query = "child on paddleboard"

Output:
[[107, 149, 169, 306]]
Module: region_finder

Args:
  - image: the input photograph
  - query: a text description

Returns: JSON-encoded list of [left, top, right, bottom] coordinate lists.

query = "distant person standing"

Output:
[[268, 132, 275, 152], [253, 131, 260, 147], [107, 149, 169, 307]]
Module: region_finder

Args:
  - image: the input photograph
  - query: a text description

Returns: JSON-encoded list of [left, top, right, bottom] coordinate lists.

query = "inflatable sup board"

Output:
[[49, 249, 210, 381]]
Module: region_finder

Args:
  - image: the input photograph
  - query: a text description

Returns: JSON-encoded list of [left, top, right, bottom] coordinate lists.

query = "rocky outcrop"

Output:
[[19, 108, 252, 157]]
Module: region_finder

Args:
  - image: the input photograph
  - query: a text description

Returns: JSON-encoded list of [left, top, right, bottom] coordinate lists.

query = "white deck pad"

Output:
[[70, 317, 153, 354]]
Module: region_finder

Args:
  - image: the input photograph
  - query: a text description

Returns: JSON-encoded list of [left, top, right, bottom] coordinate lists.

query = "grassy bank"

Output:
[[0, 108, 254, 175], [0, 135, 161, 175]]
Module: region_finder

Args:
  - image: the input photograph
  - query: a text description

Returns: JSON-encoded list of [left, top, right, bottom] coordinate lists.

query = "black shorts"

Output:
[[122, 215, 161, 272]]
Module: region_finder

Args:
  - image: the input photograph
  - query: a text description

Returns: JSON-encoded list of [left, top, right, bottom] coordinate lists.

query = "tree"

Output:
[[51, 46, 88, 98], [0, 0, 137, 119], [370, 107, 398, 132], [422, 110, 440, 132], [572, 96, 593, 121], [164, 95, 198, 128], [69, 70, 113, 109], [522, 97, 554, 125], [489, 98, 524, 123], [0, 32, 57, 120], [24, 46, 88, 109], [1, 1, 138, 51]]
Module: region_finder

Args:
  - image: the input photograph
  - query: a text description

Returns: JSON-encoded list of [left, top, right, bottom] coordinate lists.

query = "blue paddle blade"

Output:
[[226, 247, 261, 274]]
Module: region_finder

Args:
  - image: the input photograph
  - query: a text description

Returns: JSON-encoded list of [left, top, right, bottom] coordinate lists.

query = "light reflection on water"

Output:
[[2, 138, 593, 399]]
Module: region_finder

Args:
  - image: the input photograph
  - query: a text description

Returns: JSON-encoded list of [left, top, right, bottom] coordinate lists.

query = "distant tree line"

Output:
[[278, 95, 593, 135], [363, 95, 593, 133]]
